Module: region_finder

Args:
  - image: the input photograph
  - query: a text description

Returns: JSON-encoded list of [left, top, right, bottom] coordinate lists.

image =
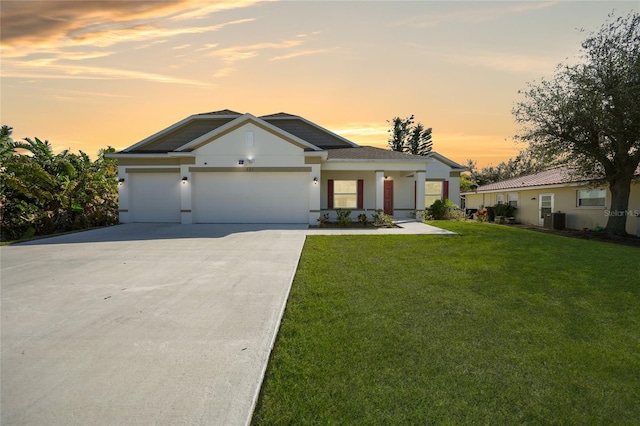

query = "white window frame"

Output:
[[508, 193, 518, 208], [334, 180, 358, 208], [577, 188, 606, 208], [425, 181, 443, 208], [496, 194, 505, 204]]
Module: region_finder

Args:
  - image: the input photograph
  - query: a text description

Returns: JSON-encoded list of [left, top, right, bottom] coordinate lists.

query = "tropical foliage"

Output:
[[387, 115, 433, 155], [0, 126, 119, 241]]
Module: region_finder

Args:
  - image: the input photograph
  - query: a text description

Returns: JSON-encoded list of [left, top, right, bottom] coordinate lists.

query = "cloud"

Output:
[[0, 1, 263, 47], [269, 48, 334, 61], [441, 50, 559, 75], [208, 39, 304, 76], [2, 59, 212, 86], [332, 123, 389, 137]]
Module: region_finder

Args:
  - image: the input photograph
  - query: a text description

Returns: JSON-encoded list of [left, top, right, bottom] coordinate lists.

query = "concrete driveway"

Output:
[[1, 223, 307, 426]]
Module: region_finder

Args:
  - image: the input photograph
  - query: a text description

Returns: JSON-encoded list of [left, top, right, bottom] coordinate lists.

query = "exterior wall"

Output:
[[463, 182, 640, 234], [425, 160, 461, 206], [194, 123, 305, 167], [320, 170, 420, 219]]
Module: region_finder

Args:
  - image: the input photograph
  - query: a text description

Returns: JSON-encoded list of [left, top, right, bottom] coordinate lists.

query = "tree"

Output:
[[465, 148, 546, 187], [513, 12, 640, 237], [387, 115, 433, 155], [0, 128, 118, 241]]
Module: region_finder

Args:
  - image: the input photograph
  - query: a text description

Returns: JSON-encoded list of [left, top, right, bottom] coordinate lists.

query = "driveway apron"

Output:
[[1, 223, 307, 426]]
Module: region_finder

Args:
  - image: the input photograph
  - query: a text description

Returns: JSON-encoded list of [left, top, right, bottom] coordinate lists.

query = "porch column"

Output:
[[375, 170, 384, 211], [180, 164, 192, 224], [309, 164, 321, 225], [415, 171, 426, 210]]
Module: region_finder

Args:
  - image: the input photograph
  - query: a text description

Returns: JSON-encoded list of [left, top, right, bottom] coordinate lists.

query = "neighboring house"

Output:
[[109, 110, 466, 225], [462, 166, 640, 235]]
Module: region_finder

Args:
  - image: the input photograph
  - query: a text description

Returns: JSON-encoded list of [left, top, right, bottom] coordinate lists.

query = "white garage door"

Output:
[[130, 173, 181, 222], [193, 172, 309, 223]]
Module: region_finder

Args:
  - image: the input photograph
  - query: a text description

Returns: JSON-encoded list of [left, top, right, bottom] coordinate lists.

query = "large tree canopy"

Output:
[[513, 12, 640, 237], [387, 115, 433, 155]]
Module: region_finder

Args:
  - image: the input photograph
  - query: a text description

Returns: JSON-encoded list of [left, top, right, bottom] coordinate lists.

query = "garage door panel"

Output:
[[193, 172, 308, 223], [130, 173, 181, 223]]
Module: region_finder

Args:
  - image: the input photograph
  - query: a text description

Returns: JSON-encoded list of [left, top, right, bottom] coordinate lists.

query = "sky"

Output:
[[1, 1, 637, 167]]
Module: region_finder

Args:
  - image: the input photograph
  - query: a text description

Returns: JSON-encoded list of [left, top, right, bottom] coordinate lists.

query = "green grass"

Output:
[[252, 222, 640, 425]]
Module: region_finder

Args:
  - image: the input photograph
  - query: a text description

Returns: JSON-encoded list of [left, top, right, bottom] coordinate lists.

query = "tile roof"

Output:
[[473, 167, 581, 192], [326, 146, 427, 161]]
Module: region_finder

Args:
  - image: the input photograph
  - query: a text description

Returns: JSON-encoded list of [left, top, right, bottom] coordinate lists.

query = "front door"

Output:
[[384, 180, 394, 215], [539, 193, 554, 226]]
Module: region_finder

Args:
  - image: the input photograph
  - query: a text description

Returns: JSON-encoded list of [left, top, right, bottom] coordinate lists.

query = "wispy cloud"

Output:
[[173, 44, 192, 50], [3, 59, 212, 86], [270, 48, 334, 61], [208, 39, 304, 77], [332, 123, 389, 137], [0, 0, 257, 86]]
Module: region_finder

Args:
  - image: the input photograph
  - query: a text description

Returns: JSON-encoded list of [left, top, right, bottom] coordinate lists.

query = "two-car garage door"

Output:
[[128, 171, 309, 223], [192, 172, 308, 223]]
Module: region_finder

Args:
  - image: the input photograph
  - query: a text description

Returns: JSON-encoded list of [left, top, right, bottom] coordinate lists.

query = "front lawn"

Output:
[[252, 222, 640, 424]]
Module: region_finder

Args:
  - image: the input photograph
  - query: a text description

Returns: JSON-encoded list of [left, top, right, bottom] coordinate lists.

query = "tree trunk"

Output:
[[605, 173, 634, 237]]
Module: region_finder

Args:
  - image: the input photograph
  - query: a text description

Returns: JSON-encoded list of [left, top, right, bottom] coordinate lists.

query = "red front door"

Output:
[[383, 180, 394, 215]]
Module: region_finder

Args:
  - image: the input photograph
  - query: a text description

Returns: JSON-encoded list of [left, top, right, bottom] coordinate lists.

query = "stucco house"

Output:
[[109, 110, 466, 225], [462, 167, 640, 235]]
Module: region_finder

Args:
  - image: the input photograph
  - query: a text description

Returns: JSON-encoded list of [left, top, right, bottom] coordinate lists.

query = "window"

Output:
[[496, 194, 505, 204], [577, 189, 606, 207], [334, 180, 358, 208], [508, 193, 518, 208], [425, 181, 443, 208]]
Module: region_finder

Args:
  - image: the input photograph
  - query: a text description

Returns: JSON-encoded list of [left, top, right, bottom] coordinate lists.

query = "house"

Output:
[[462, 166, 640, 235], [109, 110, 466, 225]]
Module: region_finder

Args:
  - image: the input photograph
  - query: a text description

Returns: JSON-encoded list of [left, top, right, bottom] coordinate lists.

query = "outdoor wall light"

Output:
[[313, 177, 318, 185], [118, 178, 125, 185], [182, 176, 188, 184], [531, 197, 536, 200]]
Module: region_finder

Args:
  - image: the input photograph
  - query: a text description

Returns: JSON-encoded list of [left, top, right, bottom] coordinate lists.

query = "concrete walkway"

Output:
[[1, 220, 454, 425], [306, 218, 458, 235]]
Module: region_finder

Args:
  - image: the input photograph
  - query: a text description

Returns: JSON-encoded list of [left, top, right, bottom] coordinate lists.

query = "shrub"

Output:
[[335, 209, 352, 227], [372, 209, 394, 228], [317, 213, 330, 227], [428, 199, 463, 220], [357, 213, 370, 226], [493, 203, 516, 218]]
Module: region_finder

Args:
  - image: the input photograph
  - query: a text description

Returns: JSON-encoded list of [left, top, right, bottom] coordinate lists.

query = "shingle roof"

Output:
[[195, 109, 242, 116], [259, 112, 299, 119], [326, 146, 427, 161], [128, 117, 236, 153], [474, 167, 580, 192], [262, 117, 354, 148]]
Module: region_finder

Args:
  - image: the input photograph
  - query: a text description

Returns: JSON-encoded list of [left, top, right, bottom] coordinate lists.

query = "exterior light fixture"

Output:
[[118, 178, 125, 185], [238, 159, 245, 165], [182, 176, 188, 184], [531, 197, 536, 200], [313, 177, 318, 185]]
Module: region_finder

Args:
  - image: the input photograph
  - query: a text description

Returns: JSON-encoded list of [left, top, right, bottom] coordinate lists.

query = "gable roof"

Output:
[[425, 152, 466, 171], [121, 110, 359, 154], [176, 113, 322, 152]]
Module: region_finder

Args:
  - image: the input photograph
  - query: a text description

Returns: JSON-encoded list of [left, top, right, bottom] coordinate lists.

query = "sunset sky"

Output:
[[1, 1, 637, 167]]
